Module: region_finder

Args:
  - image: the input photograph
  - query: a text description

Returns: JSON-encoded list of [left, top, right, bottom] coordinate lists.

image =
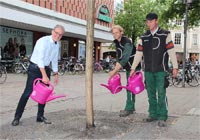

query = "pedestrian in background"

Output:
[[19, 38, 27, 57], [4, 38, 15, 58], [110, 25, 141, 117], [130, 12, 178, 127], [11, 25, 65, 126], [13, 37, 19, 58]]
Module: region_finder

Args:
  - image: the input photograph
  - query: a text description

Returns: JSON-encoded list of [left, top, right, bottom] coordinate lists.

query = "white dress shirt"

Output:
[[30, 35, 59, 72]]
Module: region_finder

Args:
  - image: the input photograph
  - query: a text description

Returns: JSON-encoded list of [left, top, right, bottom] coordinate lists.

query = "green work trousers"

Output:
[[144, 71, 168, 120]]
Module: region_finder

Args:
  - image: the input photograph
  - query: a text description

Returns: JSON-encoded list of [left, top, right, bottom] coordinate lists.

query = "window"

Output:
[[175, 19, 182, 26], [174, 33, 182, 45], [192, 34, 198, 45]]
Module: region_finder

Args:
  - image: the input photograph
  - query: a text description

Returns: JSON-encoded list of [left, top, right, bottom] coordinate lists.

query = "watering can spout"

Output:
[[46, 93, 66, 102], [100, 84, 111, 90]]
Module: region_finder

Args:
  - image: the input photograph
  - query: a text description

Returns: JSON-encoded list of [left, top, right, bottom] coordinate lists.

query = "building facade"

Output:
[[170, 20, 200, 64], [100, 0, 124, 59], [0, 0, 114, 61], [114, 0, 124, 14]]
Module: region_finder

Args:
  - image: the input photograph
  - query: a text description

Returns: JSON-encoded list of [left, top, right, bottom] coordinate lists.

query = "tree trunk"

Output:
[[85, 0, 95, 128]]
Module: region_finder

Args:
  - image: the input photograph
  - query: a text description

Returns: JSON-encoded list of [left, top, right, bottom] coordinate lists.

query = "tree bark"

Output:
[[85, 0, 95, 128]]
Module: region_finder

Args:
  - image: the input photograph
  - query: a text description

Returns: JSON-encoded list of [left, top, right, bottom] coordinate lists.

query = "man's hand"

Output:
[[40, 68, 49, 84], [130, 69, 135, 76], [173, 68, 178, 77], [42, 76, 50, 84], [109, 62, 122, 79]]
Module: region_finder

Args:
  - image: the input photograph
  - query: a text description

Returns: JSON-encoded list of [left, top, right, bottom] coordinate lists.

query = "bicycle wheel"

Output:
[[187, 74, 199, 87], [74, 63, 83, 74], [166, 72, 173, 86], [58, 65, 65, 76], [13, 63, 23, 74], [0, 67, 7, 84], [173, 76, 183, 88], [94, 63, 103, 72]]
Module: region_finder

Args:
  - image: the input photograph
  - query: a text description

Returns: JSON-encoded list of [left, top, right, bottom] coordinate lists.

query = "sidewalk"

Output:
[[0, 73, 200, 139]]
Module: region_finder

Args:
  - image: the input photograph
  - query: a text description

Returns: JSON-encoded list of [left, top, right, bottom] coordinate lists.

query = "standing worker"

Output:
[[110, 25, 141, 117], [11, 25, 65, 126], [131, 13, 178, 127]]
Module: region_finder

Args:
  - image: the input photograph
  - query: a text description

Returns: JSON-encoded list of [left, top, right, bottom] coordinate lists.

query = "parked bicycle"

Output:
[[173, 64, 199, 87], [93, 60, 103, 72], [73, 59, 85, 74], [0, 62, 7, 84], [166, 70, 174, 87], [12, 56, 30, 74], [58, 57, 76, 75], [101, 58, 116, 72]]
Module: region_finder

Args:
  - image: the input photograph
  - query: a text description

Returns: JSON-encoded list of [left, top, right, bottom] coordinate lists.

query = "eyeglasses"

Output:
[[54, 30, 63, 37]]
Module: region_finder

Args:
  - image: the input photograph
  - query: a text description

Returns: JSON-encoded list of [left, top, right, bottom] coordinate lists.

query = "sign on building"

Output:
[[96, 5, 112, 23]]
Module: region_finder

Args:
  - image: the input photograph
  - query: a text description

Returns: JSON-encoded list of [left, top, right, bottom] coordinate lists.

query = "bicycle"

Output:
[[102, 59, 116, 73], [0, 62, 7, 84], [73, 59, 85, 74], [173, 66, 199, 87], [12, 56, 30, 74], [166, 71, 174, 87], [58, 57, 76, 75], [93, 61, 103, 72]]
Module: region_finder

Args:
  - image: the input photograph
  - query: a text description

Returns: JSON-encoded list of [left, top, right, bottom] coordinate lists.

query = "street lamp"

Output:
[[182, 0, 192, 87]]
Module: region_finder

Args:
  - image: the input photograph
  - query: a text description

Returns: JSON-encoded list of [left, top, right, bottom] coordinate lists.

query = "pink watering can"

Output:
[[121, 71, 145, 94], [100, 73, 122, 94], [30, 78, 66, 104]]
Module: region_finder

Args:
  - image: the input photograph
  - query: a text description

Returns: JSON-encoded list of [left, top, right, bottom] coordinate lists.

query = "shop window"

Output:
[[192, 34, 198, 45], [174, 33, 181, 45]]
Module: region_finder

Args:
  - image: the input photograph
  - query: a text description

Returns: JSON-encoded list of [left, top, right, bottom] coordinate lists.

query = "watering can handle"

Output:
[[130, 71, 141, 78], [33, 78, 53, 89]]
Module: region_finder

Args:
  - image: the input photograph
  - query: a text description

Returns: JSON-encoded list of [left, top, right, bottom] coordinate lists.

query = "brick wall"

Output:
[[23, 0, 114, 28]]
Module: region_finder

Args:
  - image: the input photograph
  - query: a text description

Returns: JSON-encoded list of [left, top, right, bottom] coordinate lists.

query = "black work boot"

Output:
[[11, 118, 20, 126], [36, 116, 51, 124], [158, 120, 167, 127], [119, 110, 133, 117], [143, 117, 157, 122]]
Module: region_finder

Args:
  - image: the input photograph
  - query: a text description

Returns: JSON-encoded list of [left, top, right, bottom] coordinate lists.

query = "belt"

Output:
[[30, 61, 50, 69]]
